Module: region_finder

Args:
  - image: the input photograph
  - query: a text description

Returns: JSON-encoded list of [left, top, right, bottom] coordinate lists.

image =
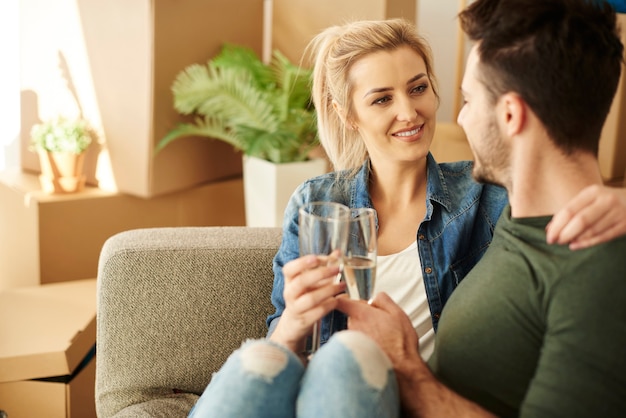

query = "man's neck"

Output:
[[507, 144, 603, 218]]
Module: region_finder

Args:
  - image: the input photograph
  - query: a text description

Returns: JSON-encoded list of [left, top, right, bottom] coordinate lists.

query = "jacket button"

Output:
[[425, 267, 432, 274], [434, 313, 441, 319], [418, 234, 426, 240]]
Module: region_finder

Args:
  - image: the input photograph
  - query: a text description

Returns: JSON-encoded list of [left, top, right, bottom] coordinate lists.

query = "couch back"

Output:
[[96, 227, 282, 417]]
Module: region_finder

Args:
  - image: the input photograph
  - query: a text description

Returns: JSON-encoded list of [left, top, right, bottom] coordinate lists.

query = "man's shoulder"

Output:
[[572, 234, 626, 275]]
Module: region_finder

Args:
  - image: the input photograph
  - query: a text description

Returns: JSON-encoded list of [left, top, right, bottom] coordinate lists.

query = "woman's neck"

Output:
[[369, 157, 428, 255], [369, 157, 428, 207]]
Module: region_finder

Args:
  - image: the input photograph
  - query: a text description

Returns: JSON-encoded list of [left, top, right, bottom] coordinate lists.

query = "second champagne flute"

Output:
[[343, 207, 378, 301]]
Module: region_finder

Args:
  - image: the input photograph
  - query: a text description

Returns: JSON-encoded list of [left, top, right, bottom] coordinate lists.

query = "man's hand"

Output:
[[337, 293, 497, 418], [547, 185, 626, 250], [336, 292, 421, 369]]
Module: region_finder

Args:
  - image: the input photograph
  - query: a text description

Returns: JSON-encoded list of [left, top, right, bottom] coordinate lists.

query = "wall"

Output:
[[598, 13, 626, 182], [418, 0, 466, 123], [0, 0, 22, 172]]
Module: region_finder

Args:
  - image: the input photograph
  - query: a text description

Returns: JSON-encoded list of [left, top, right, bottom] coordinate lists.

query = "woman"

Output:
[[189, 18, 626, 418]]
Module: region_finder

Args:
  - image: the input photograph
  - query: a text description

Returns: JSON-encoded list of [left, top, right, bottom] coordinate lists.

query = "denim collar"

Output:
[[425, 153, 452, 213], [347, 153, 453, 220]]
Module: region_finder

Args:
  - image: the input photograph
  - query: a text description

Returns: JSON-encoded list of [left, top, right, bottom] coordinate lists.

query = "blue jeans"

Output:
[[188, 330, 400, 418]]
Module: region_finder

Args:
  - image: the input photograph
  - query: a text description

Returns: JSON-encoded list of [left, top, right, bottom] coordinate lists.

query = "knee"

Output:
[[238, 340, 297, 381], [326, 331, 393, 390]]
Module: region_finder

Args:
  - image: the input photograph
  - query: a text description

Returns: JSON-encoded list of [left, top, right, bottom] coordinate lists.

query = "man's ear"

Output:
[[498, 92, 526, 137]]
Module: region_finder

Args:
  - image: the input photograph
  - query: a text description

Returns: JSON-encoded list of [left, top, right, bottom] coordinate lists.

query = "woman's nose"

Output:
[[396, 97, 418, 122]]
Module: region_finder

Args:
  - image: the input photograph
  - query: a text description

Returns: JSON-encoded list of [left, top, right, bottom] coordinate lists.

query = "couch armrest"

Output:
[[95, 227, 281, 418]]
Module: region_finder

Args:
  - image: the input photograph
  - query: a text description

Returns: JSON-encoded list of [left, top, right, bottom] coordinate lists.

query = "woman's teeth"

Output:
[[395, 127, 421, 137]]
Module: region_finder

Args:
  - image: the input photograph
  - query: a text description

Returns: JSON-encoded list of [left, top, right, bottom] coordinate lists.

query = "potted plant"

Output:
[[156, 44, 327, 226], [30, 116, 93, 194]]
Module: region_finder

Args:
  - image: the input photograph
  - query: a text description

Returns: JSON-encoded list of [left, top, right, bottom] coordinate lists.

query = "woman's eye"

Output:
[[372, 96, 391, 105], [411, 84, 428, 94]]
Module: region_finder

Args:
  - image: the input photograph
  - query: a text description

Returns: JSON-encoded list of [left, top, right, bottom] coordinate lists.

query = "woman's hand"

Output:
[[547, 185, 626, 250], [269, 254, 345, 353]]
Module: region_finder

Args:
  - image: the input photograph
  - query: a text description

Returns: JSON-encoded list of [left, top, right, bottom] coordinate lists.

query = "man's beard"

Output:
[[471, 117, 509, 189]]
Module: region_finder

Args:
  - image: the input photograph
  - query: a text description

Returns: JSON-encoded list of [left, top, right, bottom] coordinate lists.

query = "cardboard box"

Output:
[[0, 279, 97, 417], [273, 0, 416, 64], [20, 0, 261, 198], [0, 170, 244, 290]]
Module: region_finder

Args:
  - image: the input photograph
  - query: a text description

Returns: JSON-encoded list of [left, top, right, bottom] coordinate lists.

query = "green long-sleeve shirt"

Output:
[[430, 205, 626, 417]]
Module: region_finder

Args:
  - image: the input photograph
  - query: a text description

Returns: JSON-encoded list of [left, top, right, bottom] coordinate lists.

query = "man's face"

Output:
[[457, 45, 510, 188]]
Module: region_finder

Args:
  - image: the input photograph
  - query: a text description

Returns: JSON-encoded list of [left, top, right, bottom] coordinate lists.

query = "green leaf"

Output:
[[157, 43, 319, 163], [155, 118, 241, 153]]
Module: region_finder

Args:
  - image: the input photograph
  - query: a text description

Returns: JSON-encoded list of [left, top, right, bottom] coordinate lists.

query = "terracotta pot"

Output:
[[37, 150, 87, 194]]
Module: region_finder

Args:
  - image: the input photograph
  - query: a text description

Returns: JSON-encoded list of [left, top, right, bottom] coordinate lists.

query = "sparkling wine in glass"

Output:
[[298, 201, 350, 354], [343, 208, 377, 301]]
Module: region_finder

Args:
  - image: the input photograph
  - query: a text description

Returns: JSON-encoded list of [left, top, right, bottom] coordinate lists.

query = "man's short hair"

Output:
[[459, 0, 624, 155]]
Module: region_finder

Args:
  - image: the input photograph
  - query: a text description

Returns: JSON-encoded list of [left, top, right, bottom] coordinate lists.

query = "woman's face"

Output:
[[347, 45, 438, 166]]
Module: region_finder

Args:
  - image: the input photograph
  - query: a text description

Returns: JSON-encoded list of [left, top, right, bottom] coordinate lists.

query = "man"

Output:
[[338, 0, 626, 416]]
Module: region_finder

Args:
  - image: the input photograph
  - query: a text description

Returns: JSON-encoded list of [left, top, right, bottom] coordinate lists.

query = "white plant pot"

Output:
[[243, 155, 328, 227]]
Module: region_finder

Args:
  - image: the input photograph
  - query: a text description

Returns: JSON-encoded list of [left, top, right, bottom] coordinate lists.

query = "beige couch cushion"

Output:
[[96, 227, 281, 417]]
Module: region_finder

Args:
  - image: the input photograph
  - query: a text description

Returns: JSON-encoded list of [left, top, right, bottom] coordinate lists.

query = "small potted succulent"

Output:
[[30, 116, 93, 194]]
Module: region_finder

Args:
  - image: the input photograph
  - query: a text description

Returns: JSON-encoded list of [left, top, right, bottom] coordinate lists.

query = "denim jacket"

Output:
[[267, 153, 507, 344]]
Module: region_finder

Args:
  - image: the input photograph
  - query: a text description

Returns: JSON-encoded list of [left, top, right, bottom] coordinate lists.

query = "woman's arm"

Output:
[[546, 185, 626, 249]]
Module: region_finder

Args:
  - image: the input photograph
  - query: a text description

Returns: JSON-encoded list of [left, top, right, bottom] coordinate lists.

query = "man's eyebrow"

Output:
[[363, 73, 427, 98]]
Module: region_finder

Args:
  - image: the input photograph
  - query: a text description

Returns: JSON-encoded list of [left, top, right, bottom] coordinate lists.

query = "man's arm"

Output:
[[336, 293, 497, 418]]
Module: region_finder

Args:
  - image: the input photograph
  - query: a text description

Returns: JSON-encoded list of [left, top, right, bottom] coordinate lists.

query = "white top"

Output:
[[375, 241, 435, 360]]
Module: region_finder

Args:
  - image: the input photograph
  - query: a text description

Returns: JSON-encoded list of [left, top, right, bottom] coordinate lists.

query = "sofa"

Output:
[[95, 226, 283, 417]]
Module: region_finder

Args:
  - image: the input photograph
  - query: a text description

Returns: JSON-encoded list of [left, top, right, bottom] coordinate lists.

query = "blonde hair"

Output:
[[305, 18, 438, 174]]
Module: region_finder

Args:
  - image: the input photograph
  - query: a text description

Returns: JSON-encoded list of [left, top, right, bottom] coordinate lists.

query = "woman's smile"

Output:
[[392, 124, 424, 142]]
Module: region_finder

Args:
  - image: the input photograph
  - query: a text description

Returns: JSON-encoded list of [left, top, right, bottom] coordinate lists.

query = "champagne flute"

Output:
[[298, 201, 350, 354], [343, 208, 377, 301]]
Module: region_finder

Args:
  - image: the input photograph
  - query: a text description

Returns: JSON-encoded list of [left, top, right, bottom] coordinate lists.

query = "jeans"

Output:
[[188, 330, 400, 418]]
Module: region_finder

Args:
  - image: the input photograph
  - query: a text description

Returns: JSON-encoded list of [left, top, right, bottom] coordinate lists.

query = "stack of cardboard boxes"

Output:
[[1, 0, 261, 415], [0, 280, 97, 417]]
